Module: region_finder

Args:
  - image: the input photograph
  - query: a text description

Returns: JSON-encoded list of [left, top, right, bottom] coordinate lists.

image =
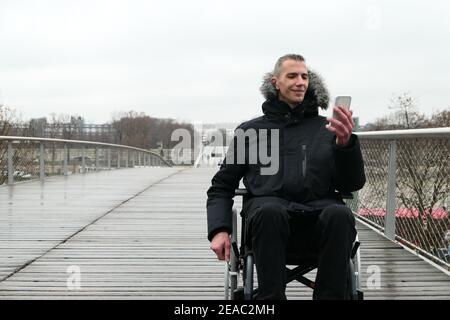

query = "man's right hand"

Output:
[[210, 231, 231, 261]]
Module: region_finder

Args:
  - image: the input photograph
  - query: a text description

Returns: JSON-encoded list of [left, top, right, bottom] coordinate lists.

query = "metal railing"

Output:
[[149, 148, 198, 166], [0, 136, 171, 185], [346, 128, 450, 268]]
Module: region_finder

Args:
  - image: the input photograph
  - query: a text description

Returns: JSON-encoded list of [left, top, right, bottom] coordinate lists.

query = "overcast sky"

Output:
[[0, 0, 449, 126]]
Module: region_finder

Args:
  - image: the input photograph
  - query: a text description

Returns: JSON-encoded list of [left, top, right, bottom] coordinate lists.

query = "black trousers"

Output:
[[244, 197, 357, 300]]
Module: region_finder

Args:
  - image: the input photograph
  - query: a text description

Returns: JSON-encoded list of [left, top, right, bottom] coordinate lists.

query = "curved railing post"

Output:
[[40, 142, 45, 182], [385, 140, 397, 241], [81, 146, 86, 174], [95, 147, 99, 171], [7, 141, 13, 185], [63, 144, 68, 176], [107, 148, 111, 169]]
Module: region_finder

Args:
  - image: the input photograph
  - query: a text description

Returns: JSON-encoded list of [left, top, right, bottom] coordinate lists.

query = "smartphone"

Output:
[[333, 96, 352, 118]]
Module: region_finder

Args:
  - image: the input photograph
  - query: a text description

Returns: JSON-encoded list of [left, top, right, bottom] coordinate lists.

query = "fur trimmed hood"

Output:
[[259, 70, 330, 112]]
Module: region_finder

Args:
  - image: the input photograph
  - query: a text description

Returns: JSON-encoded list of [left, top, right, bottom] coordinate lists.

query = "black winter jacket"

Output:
[[206, 70, 365, 241]]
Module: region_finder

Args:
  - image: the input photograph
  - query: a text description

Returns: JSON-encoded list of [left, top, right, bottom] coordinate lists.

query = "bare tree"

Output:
[[365, 95, 449, 131], [388, 92, 429, 129], [45, 113, 85, 140], [112, 111, 152, 148], [111, 111, 194, 150], [360, 95, 449, 255], [44, 113, 85, 174], [377, 95, 448, 252], [0, 104, 22, 184], [0, 104, 20, 136], [396, 137, 449, 253], [427, 108, 450, 128]]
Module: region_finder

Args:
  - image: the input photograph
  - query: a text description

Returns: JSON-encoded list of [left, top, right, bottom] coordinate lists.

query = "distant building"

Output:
[[12, 118, 116, 142], [28, 118, 47, 137]]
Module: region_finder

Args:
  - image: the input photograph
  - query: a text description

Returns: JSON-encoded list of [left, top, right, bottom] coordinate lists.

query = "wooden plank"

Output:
[[0, 167, 448, 300]]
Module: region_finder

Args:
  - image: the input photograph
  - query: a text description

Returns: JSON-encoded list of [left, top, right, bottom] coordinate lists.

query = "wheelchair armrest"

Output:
[[234, 188, 249, 197], [235, 188, 353, 199]]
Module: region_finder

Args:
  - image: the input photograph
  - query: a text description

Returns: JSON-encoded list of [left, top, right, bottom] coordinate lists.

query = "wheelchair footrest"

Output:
[[233, 287, 258, 300], [233, 288, 245, 300], [357, 290, 364, 300]]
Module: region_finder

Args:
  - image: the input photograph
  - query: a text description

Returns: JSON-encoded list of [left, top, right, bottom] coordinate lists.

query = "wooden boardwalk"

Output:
[[0, 167, 448, 299]]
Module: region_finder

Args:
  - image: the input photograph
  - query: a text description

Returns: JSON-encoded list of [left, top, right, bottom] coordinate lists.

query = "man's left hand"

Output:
[[326, 106, 354, 147]]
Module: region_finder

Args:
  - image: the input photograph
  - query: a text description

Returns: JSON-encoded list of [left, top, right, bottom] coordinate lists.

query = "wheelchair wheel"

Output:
[[224, 208, 240, 300], [224, 262, 231, 300], [349, 237, 363, 300], [243, 254, 254, 300], [348, 258, 357, 299], [224, 250, 239, 299]]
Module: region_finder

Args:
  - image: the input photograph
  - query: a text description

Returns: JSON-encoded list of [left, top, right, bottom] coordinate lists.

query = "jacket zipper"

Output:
[[301, 144, 307, 178]]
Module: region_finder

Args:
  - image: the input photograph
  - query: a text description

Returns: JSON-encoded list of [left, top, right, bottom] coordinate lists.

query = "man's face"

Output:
[[271, 59, 309, 107]]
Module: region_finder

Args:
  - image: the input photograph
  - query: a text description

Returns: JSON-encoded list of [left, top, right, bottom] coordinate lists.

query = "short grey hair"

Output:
[[273, 54, 305, 77]]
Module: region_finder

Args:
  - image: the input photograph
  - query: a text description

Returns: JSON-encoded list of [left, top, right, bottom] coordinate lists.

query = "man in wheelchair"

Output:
[[207, 54, 366, 300]]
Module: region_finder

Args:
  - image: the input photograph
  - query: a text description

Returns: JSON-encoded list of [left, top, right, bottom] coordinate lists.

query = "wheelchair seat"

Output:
[[225, 188, 363, 300]]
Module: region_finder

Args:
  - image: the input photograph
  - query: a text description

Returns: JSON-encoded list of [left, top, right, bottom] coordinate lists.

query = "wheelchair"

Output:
[[224, 188, 364, 300]]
